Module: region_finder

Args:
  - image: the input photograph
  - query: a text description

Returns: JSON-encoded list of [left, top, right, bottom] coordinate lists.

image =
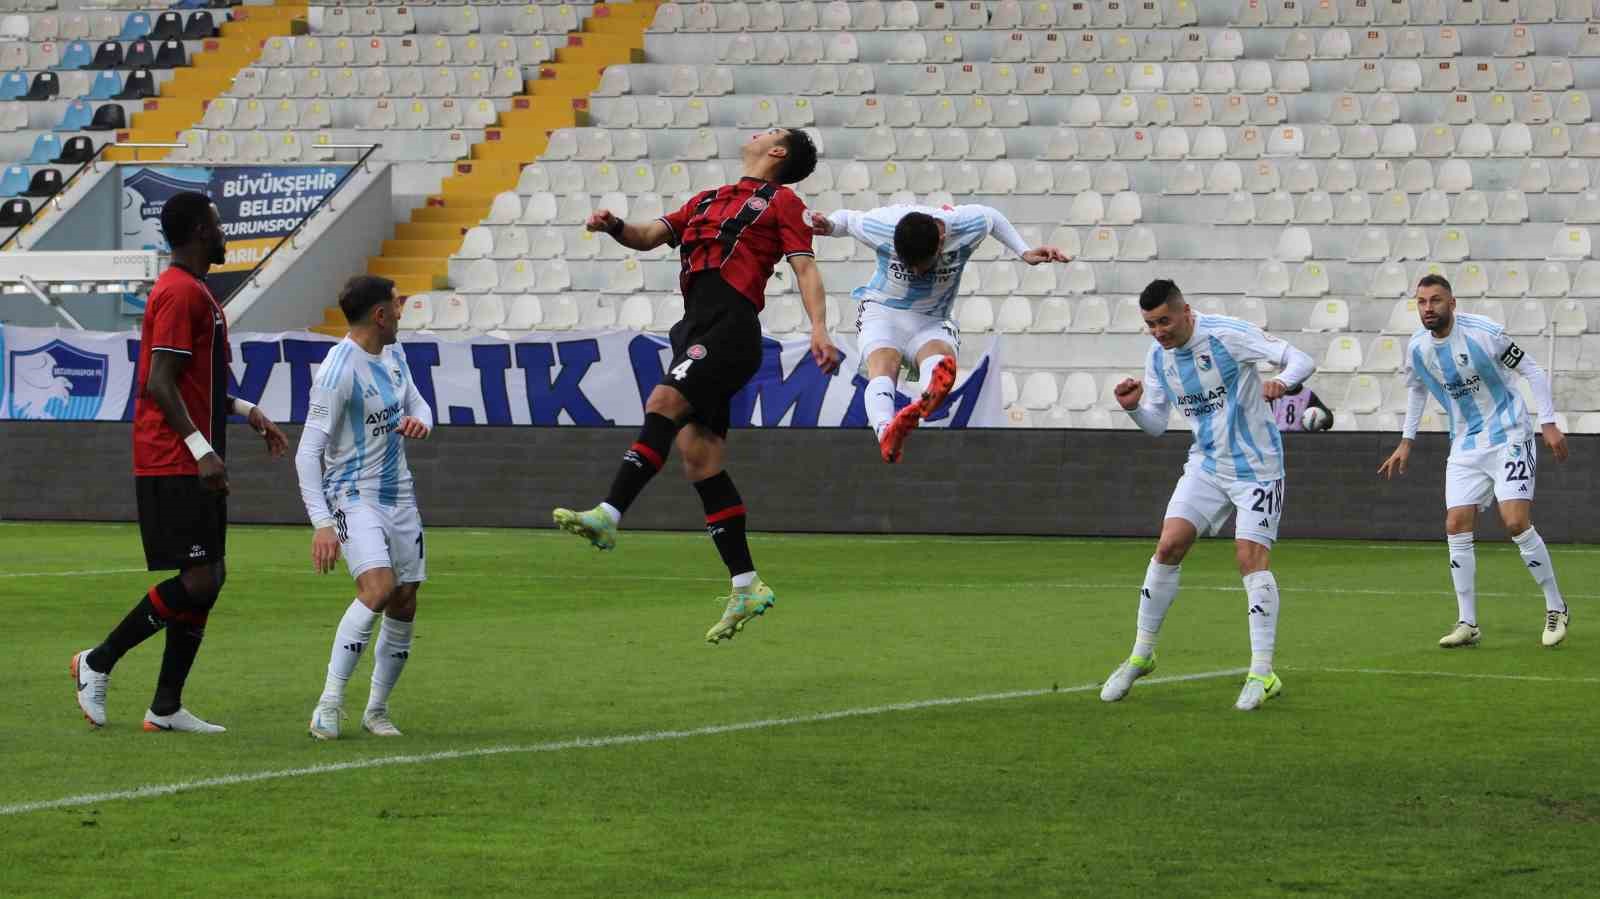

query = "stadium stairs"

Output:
[[322, 0, 659, 337]]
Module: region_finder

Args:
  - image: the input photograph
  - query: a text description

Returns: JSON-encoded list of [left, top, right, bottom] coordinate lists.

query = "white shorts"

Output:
[[855, 301, 960, 363], [1164, 462, 1286, 548], [1445, 437, 1536, 510], [332, 500, 427, 584]]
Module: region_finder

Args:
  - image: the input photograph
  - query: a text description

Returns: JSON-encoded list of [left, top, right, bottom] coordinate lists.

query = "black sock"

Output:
[[151, 612, 206, 716], [604, 412, 680, 515], [86, 581, 182, 673], [694, 471, 755, 579]]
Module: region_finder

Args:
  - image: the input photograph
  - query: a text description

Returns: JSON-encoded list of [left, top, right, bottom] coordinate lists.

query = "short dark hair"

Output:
[[775, 128, 818, 185], [894, 212, 941, 268], [160, 191, 214, 249], [1139, 278, 1183, 311], [1417, 273, 1453, 295], [339, 275, 397, 324]]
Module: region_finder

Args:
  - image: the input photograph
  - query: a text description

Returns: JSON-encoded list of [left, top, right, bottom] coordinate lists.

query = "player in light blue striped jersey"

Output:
[[295, 275, 435, 740], [1379, 274, 1571, 649], [1101, 280, 1316, 711], [808, 203, 1070, 462]]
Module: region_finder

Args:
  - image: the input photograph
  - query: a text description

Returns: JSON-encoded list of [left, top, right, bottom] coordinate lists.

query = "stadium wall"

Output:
[[2, 424, 1596, 543]]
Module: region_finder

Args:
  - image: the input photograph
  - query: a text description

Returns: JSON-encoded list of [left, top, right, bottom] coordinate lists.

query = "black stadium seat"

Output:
[[54, 136, 95, 164], [23, 72, 59, 101], [21, 168, 63, 198], [148, 12, 184, 42], [0, 198, 33, 227], [122, 40, 154, 70], [183, 12, 216, 40], [154, 39, 186, 69], [85, 103, 126, 131], [113, 70, 155, 100], [85, 41, 123, 71]]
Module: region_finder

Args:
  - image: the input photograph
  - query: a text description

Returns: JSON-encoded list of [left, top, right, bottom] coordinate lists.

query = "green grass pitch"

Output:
[[2, 522, 1596, 898]]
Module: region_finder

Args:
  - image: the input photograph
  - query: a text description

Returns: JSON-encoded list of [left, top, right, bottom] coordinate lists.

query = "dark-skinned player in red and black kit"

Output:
[[554, 127, 842, 644], [71, 191, 289, 733]]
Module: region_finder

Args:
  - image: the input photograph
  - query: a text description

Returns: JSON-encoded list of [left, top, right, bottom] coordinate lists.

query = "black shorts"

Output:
[[136, 475, 227, 571], [663, 271, 764, 437]]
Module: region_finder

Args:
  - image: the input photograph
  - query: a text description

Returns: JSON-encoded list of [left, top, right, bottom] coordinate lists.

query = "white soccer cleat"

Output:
[[71, 650, 108, 728], [309, 703, 344, 741], [363, 708, 403, 737], [1438, 621, 1482, 649], [1543, 609, 1569, 647], [1100, 655, 1155, 702], [143, 707, 226, 734], [1234, 671, 1283, 711]]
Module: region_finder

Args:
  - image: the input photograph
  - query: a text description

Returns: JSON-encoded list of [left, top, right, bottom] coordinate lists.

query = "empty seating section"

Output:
[[10, 1, 1600, 428]]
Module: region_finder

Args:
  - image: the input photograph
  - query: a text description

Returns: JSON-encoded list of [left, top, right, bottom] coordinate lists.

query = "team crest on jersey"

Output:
[[1459, 353, 1470, 366], [6, 339, 108, 420], [747, 197, 768, 212], [1197, 353, 1213, 372], [1510, 444, 1522, 459], [688, 344, 707, 360]]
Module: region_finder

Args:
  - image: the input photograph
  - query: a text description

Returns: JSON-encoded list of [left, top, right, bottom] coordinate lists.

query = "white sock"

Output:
[[1244, 570, 1280, 676], [1447, 532, 1477, 625], [1513, 527, 1566, 613], [865, 375, 897, 437], [1132, 558, 1181, 659], [918, 354, 948, 387], [599, 502, 621, 525], [732, 571, 758, 590], [320, 600, 377, 707], [367, 615, 414, 712]]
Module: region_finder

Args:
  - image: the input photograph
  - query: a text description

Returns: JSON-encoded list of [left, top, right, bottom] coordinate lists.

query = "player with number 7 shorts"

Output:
[[1378, 274, 1572, 650], [551, 128, 844, 645], [1099, 279, 1317, 712], [297, 276, 434, 741]]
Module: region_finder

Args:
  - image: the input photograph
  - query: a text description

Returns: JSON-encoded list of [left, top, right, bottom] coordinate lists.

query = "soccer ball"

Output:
[[1300, 406, 1331, 432]]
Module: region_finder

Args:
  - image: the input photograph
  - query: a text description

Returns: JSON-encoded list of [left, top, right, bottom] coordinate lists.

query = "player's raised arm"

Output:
[[790, 254, 841, 375], [977, 205, 1070, 265], [1120, 350, 1171, 436], [1222, 324, 1315, 402], [586, 208, 672, 252]]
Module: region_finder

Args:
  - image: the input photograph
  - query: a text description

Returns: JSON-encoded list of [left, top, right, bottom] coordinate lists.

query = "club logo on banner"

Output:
[[5, 338, 108, 420], [0, 326, 1006, 428], [121, 164, 352, 299]]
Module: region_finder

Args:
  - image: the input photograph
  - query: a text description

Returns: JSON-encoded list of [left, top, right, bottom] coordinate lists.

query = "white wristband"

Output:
[[184, 431, 215, 461], [232, 397, 256, 417]]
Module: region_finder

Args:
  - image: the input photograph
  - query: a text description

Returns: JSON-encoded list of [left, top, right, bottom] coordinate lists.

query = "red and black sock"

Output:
[[604, 412, 680, 515], [86, 578, 185, 673], [694, 471, 755, 578]]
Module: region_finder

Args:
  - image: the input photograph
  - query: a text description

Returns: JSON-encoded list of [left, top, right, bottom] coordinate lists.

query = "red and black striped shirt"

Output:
[[658, 176, 813, 312]]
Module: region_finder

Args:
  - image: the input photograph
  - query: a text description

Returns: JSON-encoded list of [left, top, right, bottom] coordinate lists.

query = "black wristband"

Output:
[[606, 217, 625, 237]]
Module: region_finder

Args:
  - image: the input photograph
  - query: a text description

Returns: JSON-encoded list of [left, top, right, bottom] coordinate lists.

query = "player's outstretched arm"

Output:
[[231, 396, 288, 457], [790, 254, 841, 375], [586, 209, 670, 251], [1021, 246, 1072, 265], [148, 350, 227, 494]]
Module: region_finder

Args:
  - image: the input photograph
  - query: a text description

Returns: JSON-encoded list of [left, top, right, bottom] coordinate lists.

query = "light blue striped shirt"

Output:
[[304, 337, 428, 511], [1405, 313, 1544, 456], [826, 204, 1028, 319]]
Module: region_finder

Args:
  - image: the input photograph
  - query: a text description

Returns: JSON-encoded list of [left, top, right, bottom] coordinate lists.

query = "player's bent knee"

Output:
[[645, 386, 691, 422]]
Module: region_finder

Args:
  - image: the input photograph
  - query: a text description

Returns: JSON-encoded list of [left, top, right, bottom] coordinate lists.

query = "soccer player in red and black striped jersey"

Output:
[[554, 127, 842, 644], [71, 192, 288, 733]]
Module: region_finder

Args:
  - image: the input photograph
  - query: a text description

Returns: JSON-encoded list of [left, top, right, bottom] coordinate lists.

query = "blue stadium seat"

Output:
[[53, 99, 92, 131], [118, 13, 151, 42], [23, 134, 61, 165], [0, 165, 30, 198], [0, 71, 27, 101], [58, 40, 93, 70], [85, 70, 122, 100]]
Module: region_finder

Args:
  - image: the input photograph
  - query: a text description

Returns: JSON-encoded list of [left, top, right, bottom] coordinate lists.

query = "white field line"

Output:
[[0, 568, 146, 579], [0, 668, 1245, 818], [6, 665, 1597, 818]]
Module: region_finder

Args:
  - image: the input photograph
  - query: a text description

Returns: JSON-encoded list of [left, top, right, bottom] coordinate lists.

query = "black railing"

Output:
[[222, 142, 383, 305]]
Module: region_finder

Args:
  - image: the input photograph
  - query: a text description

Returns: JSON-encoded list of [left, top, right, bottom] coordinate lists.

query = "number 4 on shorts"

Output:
[[670, 358, 694, 381]]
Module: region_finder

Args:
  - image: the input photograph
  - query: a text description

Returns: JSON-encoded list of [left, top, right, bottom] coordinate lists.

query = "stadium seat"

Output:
[[1384, 297, 1421, 333], [1322, 336, 1364, 371], [1305, 299, 1350, 332], [1364, 336, 1405, 372], [400, 294, 434, 330], [1555, 300, 1589, 335], [1508, 299, 1547, 335]]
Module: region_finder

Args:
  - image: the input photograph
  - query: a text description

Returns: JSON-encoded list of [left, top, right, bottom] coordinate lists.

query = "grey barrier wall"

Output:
[[2, 423, 1595, 542]]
